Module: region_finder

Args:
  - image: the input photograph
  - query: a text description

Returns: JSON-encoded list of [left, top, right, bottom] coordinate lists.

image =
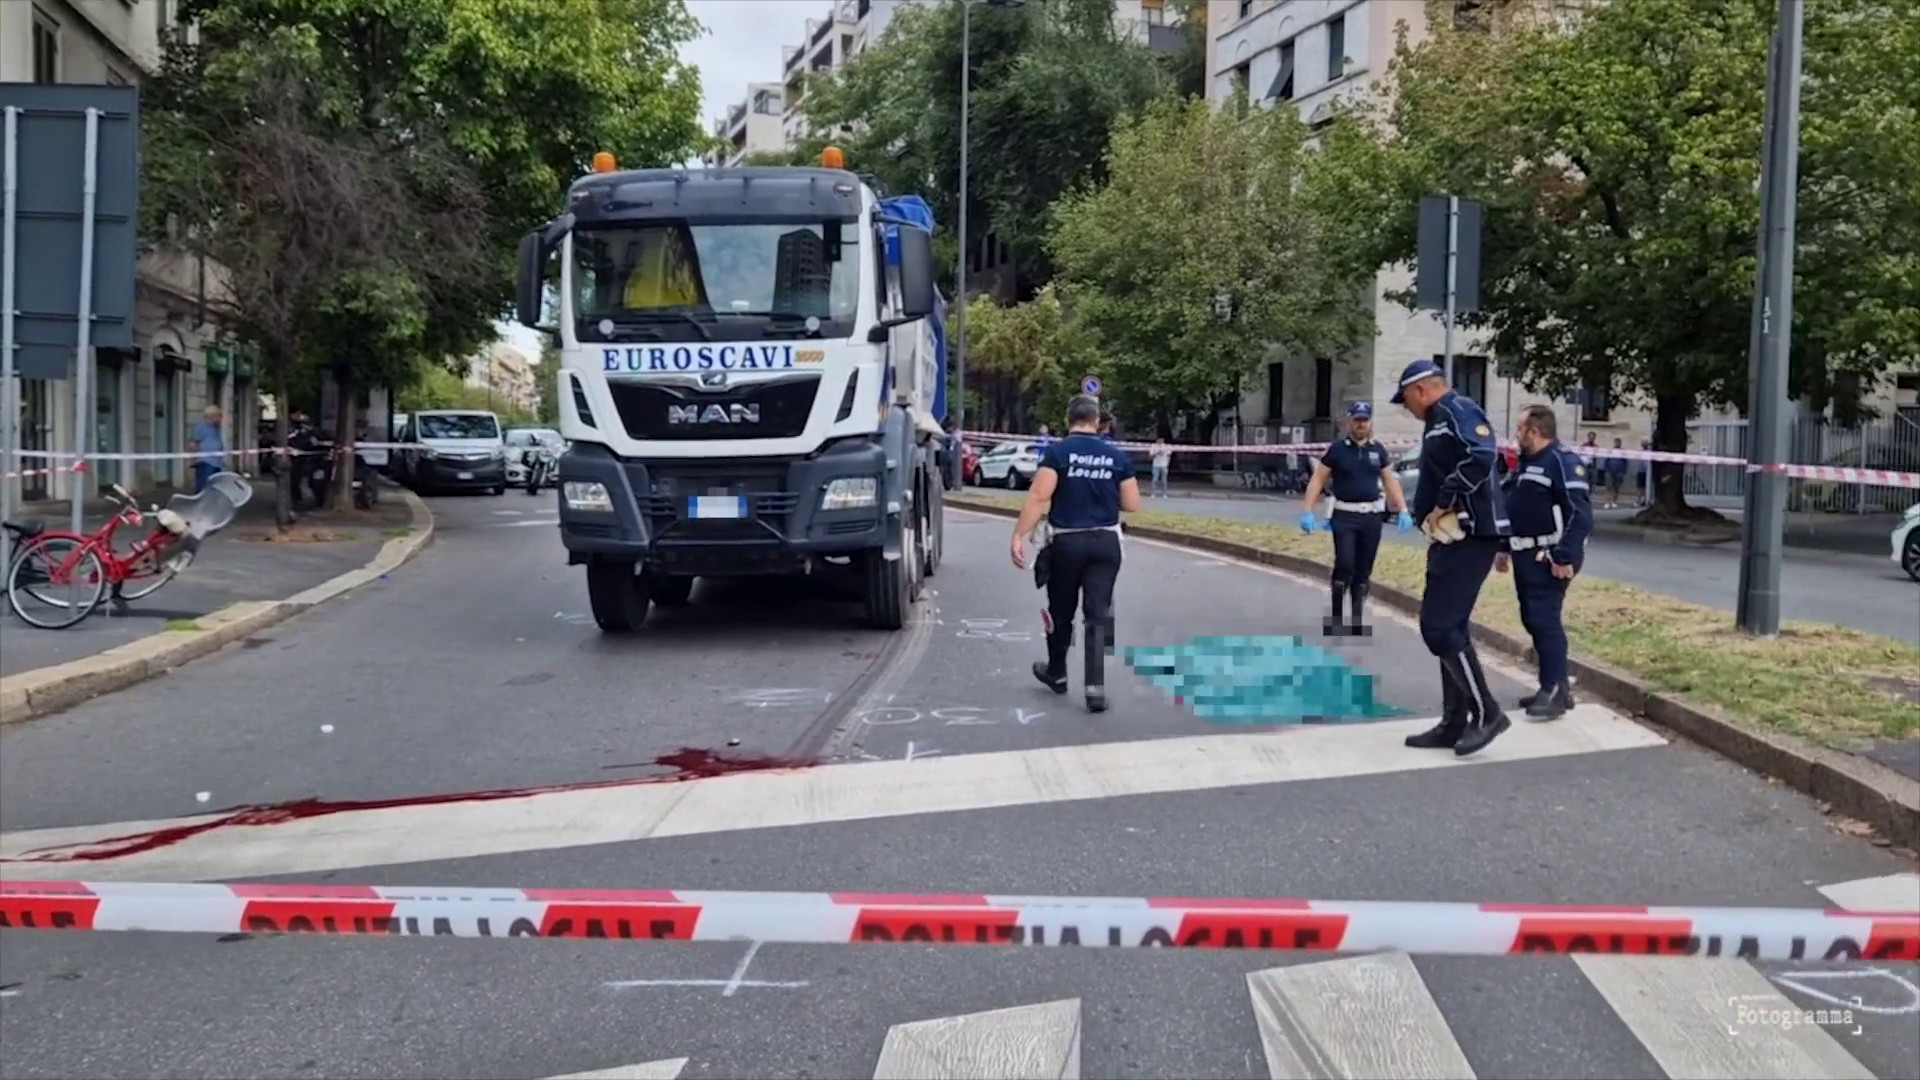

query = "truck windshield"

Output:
[[571, 221, 860, 339]]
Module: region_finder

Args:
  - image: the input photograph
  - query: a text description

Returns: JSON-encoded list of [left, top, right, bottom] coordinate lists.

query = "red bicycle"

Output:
[[5, 475, 252, 630]]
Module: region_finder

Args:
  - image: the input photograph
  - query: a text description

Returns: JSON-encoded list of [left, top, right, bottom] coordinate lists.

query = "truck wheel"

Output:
[[922, 471, 943, 578], [651, 574, 695, 607], [864, 515, 919, 630], [586, 559, 650, 633]]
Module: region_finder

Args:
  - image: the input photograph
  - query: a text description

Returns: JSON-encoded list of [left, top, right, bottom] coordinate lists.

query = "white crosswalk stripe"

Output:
[[541, 874, 1916, 1080]]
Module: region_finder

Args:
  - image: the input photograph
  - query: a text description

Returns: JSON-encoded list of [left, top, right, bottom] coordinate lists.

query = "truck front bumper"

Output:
[[555, 440, 893, 575]]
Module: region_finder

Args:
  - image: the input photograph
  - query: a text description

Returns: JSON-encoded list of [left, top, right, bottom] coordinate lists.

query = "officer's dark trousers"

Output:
[[1512, 554, 1572, 690], [1419, 537, 1500, 656], [1329, 511, 1383, 618], [1043, 529, 1123, 690]]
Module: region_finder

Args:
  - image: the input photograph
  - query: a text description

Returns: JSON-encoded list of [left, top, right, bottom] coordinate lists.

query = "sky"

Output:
[[491, 1, 823, 359]]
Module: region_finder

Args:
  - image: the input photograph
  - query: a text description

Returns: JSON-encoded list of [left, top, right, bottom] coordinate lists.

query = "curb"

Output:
[[0, 489, 437, 726], [947, 495, 1919, 850]]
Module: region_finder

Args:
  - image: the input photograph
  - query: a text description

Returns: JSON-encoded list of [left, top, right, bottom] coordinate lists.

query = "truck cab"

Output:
[[513, 150, 948, 634]]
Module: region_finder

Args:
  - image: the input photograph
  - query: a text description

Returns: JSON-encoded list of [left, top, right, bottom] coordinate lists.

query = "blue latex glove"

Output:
[[1395, 509, 1414, 533], [1298, 511, 1317, 535]]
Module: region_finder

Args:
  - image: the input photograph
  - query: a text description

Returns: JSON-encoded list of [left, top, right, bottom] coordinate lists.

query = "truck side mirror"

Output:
[[895, 227, 935, 320], [515, 230, 545, 328]]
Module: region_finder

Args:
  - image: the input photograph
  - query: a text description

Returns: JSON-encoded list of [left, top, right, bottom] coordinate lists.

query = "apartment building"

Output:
[[463, 342, 540, 417], [705, 82, 790, 167], [1203, 0, 1634, 447], [1, 0, 257, 502]]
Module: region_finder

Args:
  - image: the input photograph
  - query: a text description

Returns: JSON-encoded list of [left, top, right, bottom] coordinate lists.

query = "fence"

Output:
[[1687, 412, 1920, 513]]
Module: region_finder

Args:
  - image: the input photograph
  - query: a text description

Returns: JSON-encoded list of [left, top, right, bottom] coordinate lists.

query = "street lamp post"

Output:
[[954, 0, 1022, 448]]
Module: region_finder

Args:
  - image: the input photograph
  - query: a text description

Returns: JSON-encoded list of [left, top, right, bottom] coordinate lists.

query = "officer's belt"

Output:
[[1508, 506, 1567, 551], [1332, 498, 1385, 513]]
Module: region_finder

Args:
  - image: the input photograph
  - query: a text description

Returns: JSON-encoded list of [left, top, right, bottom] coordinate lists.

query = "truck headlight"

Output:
[[563, 481, 613, 512], [821, 477, 878, 511]]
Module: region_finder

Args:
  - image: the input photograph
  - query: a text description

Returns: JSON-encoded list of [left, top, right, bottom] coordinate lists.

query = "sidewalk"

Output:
[[0, 485, 413, 679], [1144, 480, 1905, 556]]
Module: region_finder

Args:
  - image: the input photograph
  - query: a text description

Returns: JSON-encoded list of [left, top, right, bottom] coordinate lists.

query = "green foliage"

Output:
[[1050, 95, 1369, 429], [532, 335, 562, 425], [1307, 0, 1920, 511], [796, 0, 1169, 294], [396, 365, 538, 426], [955, 284, 1094, 425]]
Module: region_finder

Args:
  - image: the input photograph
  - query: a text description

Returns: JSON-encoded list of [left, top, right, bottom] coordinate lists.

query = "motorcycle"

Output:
[[525, 445, 557, 495]]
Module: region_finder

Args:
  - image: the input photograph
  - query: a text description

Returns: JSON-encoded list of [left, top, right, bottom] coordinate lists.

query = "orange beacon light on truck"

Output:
[[821, 146, 846, 169], [592, 151, 617, 174]]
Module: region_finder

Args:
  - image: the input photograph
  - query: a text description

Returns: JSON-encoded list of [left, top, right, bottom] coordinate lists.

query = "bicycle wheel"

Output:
[[7, 537, 107, 629], [116, 544, 181, 601]]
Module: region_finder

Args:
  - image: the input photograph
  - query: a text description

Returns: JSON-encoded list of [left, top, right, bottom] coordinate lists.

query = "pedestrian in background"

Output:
[[1603, 437, 1628, 508], [1391, 358, 1511, 757], [188, 404, 226, 494], [1150, 437, 1171, 498], [1495, 405, 1592, 719], [1010, 395, 1140, 714], [1297, 401, 1413, 636]]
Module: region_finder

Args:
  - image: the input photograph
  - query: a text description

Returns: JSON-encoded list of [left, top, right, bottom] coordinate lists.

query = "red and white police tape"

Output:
[[958, 429, 1920, 490], [0, 443, 416, 484], [2, 881, 1915, 961]]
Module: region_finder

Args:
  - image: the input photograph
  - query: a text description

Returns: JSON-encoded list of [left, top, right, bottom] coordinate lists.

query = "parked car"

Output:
[[394, 409, 508, 495], [1892, 503, 1920, 583], [961, 441, 980, 485], [503, 427, 565, 484], [976, 440, 1043, 490]]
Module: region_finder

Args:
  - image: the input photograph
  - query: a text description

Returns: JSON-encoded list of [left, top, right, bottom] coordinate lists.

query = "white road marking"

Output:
[[1816, 873, 1919, 913], [1575, 956, 1876, 1079], [1248, 952, 1475, 1079], [0, 704, 1664, 882], [497, 518, 560, 528], [602, 977, 808, 992], [722, 941, 762, 997], [545, 1060, 688, 1080], [872, 998, 1081, 1080]]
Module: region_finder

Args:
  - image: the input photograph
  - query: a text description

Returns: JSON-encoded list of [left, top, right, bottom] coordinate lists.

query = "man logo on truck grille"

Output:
[[670, 403, 761, 425]]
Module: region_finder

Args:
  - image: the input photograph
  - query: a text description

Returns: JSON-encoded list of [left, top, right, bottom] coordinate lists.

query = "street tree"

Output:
[[795, 0, 1168, 295], [956, 285, 1093, 429], [1306, 0, 1920, 520], [1049, 94, 1369, 436]]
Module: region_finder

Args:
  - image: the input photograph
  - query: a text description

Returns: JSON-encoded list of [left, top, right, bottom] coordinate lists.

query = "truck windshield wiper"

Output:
[[603, 312, 715, 341]]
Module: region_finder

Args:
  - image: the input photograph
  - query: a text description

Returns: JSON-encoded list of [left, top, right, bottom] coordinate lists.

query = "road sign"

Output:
[[0, 83, 141, 380], [1082, 376, 1102, 396]]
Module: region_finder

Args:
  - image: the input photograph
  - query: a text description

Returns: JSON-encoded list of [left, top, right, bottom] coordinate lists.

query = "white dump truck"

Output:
[[512, 148, 951, 633]]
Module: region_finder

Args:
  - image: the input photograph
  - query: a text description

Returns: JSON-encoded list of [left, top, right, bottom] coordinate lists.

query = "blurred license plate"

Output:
[[456, 471, 473, 480], [689, 496, 748, 520]]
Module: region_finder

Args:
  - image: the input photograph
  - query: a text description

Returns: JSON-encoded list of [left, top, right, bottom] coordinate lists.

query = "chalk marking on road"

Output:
[[498, 518, 560, 528], [1575, 956, 1876, 1080], [1769, 968, 1920, 1017], [852, 707, 1042, 729], [873, 998, 1081, 1080], [903, 741, 941, 762], [1249, 951, 1475, 1079], [0, 703, 1665, 882], [1015, 709, 1043, 725], [492, 509, 524, 516], [545, 1058, 689, 1080], [729, 689, 832, 709], [0, 988, 19, 999]]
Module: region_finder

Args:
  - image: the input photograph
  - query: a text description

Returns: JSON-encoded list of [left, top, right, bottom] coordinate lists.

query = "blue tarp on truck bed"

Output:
[[878, 194, 948, 424]]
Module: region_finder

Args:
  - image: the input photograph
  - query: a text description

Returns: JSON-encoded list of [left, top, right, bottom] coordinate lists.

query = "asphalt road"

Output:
[[1, 493, 1915, 1080], [1136, 492, 1920, 644]]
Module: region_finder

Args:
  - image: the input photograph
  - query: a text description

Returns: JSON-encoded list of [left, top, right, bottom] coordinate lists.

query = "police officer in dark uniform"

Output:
[[1297, 402, 1413, 636], [1011, 395, 1141, 713], [1495, 404, 1592, 719], [1391, 358, 1511, 757]]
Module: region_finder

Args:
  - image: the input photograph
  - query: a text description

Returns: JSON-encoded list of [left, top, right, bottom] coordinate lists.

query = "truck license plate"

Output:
[[456, 471, 473, 480], [689, 496, 748, 520]]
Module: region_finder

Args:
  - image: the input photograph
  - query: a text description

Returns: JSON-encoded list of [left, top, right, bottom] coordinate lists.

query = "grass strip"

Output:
[[950, 492, 1920, 746]]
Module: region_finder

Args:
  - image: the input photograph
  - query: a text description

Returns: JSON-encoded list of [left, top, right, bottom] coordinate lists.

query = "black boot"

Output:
[[1348, 582, 1371, 637], [1405, 664, 1470, 748], [1084, 619, 1109, 713], [1323, 579, 1347, 637], [1033, 624, 1071, 695], [1525, 681, 1574, 720], [1452, 642, 1511, 757]]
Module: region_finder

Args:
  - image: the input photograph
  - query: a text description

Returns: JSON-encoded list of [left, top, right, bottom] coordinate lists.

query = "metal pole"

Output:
[[1737, 0, 1803, 637], [1, 107, 20, 569], [69, 107, 100, 538], [1442, 194, 1458, 380], [954, 0, 970, 441]]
